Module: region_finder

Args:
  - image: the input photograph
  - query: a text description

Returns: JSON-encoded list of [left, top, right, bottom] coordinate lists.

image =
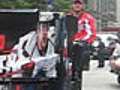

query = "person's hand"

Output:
[[95, 48, 99, 51], [72, 39, 81, 45], [73, 40, 78, 45]]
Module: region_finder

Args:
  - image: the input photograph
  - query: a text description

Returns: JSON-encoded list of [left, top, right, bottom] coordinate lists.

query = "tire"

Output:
[[117, 75, 120, 84]]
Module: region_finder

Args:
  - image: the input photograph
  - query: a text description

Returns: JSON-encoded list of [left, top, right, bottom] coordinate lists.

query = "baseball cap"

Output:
[[72, 0, 84, 3]]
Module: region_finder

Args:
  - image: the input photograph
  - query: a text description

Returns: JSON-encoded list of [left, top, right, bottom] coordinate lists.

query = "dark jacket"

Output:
[[98, 41, 105, 54]]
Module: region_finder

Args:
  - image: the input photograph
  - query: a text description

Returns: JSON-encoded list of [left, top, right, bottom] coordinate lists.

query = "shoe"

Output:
[[71, 80, 75, 84], [71, 71, 80, 81], [97, 66, 103, 68], [97, 64, 104, 68], [76, 78, 81, 82], [110, 70, 114, 73], [71, 78, 81, 85]]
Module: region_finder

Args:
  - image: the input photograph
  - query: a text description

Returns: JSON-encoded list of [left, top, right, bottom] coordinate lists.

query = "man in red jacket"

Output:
[[66, 0, 96, 83]]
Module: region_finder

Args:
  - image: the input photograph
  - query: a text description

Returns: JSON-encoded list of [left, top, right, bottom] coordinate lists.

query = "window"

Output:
[[107, 0, 116, 15]]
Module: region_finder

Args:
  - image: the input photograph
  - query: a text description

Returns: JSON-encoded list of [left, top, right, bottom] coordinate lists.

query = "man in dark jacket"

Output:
[[97, 39, 105, 67]]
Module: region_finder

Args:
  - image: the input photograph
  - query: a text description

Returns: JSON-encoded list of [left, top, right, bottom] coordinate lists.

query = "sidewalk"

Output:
[[83, 60, 120, 90]]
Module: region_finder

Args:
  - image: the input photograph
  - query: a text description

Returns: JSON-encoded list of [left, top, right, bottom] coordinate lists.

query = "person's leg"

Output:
[[71, 44, 90, 90], [98, 54, 105, 67], [72, 44, 82, 80], [72, 44, 89, 79], [110, 60, 116, 72]]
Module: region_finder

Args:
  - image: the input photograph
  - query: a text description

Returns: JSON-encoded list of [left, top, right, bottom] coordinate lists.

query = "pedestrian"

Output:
[[108, 37, 117, 56], [96, 39, 105, 68], [65, 0, 96, 87], [109, 37, 120, 72]]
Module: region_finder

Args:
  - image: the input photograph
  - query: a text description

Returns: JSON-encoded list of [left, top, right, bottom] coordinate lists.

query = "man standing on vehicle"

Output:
[[65, 0, 96, 88]]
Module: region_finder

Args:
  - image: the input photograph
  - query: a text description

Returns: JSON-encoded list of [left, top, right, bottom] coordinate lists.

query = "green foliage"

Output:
[[0, 0, 93, 13], [0, 0, 72, 12], [53, 0, 93, 13], [53, 0, 72, 13], [0, 0, 41, 9]]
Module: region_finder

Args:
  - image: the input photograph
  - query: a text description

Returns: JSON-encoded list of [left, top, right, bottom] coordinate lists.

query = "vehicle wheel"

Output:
[[117, 75, 120, 84]]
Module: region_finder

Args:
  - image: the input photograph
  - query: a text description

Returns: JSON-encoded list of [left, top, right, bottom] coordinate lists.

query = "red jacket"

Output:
[[67, 12, 96, 43]]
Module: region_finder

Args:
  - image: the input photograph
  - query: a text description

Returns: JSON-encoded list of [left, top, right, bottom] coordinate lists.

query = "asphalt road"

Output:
[[83, 60, 120, 90]]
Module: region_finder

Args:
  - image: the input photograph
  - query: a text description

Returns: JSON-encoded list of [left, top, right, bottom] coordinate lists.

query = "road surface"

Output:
[[83, 60, 120, 90]]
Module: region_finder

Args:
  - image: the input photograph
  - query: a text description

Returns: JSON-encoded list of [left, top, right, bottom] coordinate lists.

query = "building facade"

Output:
[[87, 0, 120, 31]]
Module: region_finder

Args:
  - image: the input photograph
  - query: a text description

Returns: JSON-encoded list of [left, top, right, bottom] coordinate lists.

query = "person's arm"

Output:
[[74, 14, 96, 43], [82, 19, 92, 40]]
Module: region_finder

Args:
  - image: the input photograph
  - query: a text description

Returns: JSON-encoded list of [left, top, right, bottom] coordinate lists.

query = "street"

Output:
[[83, 60, 120, 90]]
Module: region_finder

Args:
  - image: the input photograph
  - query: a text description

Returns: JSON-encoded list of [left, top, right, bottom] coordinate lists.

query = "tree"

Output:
[[53, 0, 72, 13], [53, 0, 94, 13], [0, 0, 93, 13], [0, 0, 41, 9]]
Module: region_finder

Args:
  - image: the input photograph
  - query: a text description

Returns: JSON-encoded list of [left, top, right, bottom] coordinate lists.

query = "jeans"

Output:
[[72, 43, 90, 79]]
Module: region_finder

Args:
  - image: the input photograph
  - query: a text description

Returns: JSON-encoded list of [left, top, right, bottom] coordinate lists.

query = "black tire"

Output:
[[117, 75, 120, 84]]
